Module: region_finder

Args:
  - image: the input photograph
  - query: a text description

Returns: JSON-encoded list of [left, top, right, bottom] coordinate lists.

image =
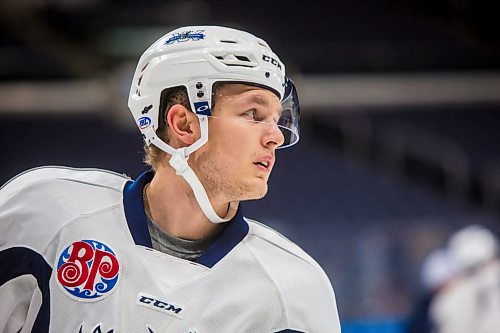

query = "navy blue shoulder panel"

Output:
[[123, 170, 154, 248], [0, 247, 52, 332], [195, 208, 249, 268]]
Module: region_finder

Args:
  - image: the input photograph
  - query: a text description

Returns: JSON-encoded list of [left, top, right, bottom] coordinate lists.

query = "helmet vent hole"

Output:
[[212, 53, 257, 68], [235, 55, 250, 62], [141, 63, 149, 72], [220, 39, 238, 44], [138, 75, 143, 86]]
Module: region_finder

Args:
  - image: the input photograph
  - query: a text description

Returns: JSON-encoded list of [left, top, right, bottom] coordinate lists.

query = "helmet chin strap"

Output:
[[144, 115, 237, 224]]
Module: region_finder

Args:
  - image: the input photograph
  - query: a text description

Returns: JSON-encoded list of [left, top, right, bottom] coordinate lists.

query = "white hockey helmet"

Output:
[[127, 26, 300, 224], [128, 25, 300, 148], [448, 225, 498, 272]]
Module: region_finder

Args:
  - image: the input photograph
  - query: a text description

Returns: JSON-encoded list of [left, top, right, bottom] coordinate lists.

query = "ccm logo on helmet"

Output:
[[262, 55, 282, 70]]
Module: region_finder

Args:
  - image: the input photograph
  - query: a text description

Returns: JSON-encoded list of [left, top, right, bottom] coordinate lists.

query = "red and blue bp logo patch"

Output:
[[56, 240, 120, 301]]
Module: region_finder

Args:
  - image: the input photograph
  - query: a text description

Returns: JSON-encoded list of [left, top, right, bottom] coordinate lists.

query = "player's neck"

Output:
[[144, 166, 230, 241]]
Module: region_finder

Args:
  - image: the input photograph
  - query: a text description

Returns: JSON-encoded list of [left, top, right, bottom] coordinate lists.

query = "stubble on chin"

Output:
[[193, 151, 269, 202]]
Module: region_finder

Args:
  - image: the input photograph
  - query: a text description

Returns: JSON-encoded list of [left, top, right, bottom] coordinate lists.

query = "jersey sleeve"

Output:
[[278, 261, 341, 332], [0, 247, 52, 332], [0, 172, 60, 332], [245, 220, 342, 333], [0, 167, 128, 332]]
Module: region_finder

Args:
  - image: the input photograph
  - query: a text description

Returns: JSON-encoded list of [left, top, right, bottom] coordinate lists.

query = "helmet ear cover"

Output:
[[155, 83, 226, 136]]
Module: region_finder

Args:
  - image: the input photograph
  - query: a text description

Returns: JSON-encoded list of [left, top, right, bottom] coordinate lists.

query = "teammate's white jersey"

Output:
[[430, 260, 500, 333], [0, 166, 341, 333]]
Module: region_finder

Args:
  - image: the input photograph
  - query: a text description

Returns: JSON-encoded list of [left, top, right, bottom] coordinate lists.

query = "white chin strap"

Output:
[[144, 115, 236, 223]]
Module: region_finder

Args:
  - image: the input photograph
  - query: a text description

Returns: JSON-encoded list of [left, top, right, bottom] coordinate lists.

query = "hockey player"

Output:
[[0, 26, 341, 332], [430, 225, 500, 333]]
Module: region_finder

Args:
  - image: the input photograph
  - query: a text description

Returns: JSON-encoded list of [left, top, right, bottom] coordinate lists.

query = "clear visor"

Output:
[[205, 78, 300, 149], [277, 77, 300, 149]]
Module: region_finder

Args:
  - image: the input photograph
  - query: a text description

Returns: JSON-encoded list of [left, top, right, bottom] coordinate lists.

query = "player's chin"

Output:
[[252, 183, 269, 200], [240, 182, 268, 201]]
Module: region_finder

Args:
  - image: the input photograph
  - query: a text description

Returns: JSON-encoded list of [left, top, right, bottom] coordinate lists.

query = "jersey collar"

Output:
[[123, 170, 249, 268]]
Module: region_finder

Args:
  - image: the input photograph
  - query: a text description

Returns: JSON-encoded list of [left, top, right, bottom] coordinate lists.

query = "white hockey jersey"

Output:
[[0, 166, 341, 333], [430, 260, 500, 333]]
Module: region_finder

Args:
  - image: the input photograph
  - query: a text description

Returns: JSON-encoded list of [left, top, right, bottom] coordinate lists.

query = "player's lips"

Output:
[[253, 155, 274, 171]]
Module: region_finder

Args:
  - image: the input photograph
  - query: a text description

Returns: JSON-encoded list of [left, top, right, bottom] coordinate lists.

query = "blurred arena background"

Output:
[[1, 1, 499, 331]]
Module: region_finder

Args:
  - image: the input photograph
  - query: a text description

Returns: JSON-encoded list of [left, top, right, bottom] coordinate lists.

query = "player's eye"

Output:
[[243, 109, 279, 124], [243, 109, 257, 120]]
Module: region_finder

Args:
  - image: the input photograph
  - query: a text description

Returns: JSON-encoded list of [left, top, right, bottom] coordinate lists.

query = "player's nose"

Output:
[[262, 123, 285, 149]]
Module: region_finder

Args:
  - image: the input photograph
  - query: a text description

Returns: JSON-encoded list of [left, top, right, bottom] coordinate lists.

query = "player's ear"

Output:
[[166, 104, 200, 145]]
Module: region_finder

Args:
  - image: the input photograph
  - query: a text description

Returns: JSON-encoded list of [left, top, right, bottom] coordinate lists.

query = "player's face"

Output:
[[191, 84, 284, 202]]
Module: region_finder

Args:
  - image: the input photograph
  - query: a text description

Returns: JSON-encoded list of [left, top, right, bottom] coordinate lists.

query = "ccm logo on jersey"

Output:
[[56, 240, 120, 301], [137, 293, 184, 319]]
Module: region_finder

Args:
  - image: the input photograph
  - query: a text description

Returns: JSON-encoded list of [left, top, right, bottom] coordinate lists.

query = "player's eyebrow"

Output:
[[242, 94, 269, 106]]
